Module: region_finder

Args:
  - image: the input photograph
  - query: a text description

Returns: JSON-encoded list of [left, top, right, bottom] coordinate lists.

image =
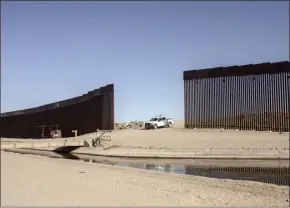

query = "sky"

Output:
[[1, 1, 289, 122]]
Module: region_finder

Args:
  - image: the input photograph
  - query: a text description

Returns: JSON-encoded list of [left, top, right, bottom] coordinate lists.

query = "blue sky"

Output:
[[1, 1, 289, 122]]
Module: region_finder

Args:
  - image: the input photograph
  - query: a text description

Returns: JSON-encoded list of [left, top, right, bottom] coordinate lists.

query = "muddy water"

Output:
[[5, 149, 290, 186]]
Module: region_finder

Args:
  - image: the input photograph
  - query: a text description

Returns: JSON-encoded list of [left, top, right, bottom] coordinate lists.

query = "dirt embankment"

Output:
[[2, 120, 289, 159]]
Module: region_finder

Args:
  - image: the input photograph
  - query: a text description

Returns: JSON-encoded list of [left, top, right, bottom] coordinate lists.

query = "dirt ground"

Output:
[[98, 120, 289, 150], [2, 121, 289, 150], [1, 122, 289, 206], [1, 151, 289, 206]]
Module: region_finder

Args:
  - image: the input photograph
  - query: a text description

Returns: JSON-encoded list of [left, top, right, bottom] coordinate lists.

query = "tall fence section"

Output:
[[183, 61, 290, 132], [1, 84, 114, 138]]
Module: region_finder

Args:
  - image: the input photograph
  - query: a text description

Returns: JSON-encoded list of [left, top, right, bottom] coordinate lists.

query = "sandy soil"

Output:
[[96, 121, 289, 150], [1, 120, 289, 160], [2, 121, 289, 151], [1, 151, 289, 206], [108, 129, 289, 150]]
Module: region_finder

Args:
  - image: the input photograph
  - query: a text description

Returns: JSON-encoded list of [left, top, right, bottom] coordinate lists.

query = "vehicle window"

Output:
[[150, 118, 158, 121]]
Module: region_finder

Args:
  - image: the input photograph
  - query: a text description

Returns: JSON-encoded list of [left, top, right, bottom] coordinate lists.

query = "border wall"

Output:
[[1, 84, 114, 138], [183, 61, 289, 132]]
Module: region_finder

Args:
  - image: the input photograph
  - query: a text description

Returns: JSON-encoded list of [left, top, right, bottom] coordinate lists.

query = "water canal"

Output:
[[5, 148, 289, 186]]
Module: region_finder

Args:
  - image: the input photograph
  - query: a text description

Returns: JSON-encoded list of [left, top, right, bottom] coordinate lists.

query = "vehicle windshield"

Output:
[[150, 118, 158, 121]]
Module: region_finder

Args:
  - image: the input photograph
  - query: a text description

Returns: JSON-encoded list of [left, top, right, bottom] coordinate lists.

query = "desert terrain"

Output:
[[2, 121, 289, 150], [2, 121, 289, 159], [1, 151, 289, 206], [1, 121, 289, 206]]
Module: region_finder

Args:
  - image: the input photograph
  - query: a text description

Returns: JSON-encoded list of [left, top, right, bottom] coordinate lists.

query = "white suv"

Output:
[[145, 116, 174, 129]]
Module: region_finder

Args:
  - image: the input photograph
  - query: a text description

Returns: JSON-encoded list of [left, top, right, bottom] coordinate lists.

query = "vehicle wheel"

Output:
[[153, 124, 158, 129], [168, 122, 172, 127]]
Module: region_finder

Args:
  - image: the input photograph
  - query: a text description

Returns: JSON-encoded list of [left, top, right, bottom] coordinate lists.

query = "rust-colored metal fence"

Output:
[[183, 61, 290, 132], [1, 84, 114, 138]]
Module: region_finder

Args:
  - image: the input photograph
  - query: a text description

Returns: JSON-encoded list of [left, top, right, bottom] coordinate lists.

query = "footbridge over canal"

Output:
[[1, 131, 112, 151]]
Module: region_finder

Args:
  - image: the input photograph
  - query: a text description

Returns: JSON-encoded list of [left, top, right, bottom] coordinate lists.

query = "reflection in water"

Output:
[[15, 151, 290, 186], [184, 165, 289, 186], [118, 163, 289, 186], [144, 164, 174, 172]]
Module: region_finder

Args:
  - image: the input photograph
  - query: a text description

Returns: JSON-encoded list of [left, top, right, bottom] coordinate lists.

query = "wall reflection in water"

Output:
[[184, 165, 289, 186], [51, 153, 290, 187]]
